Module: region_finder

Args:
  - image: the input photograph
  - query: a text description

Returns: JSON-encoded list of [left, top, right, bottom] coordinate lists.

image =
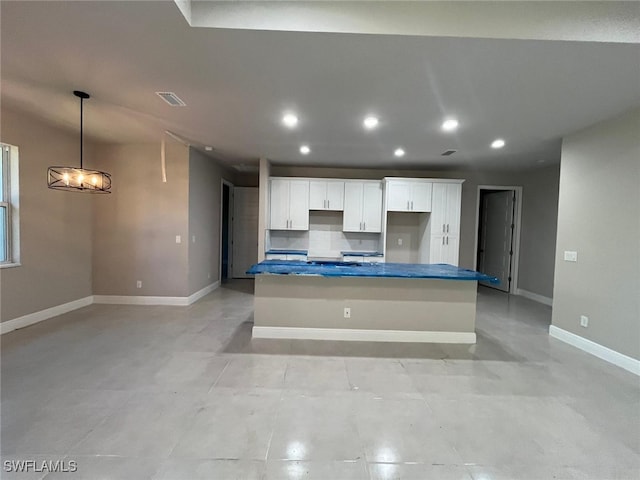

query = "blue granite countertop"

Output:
[[247, 260, 499, 283], [341, 251, 384, 257], [265, 249, 308, 255]]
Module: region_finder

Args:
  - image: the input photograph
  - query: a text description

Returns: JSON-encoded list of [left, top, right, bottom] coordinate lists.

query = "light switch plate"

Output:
[[564, 251, 577, 262], [176, 235, 182, 244]]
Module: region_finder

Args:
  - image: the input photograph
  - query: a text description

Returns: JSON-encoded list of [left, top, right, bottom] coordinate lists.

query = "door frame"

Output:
[[473, 185, 522, 294], [219, 179, 234, 282]]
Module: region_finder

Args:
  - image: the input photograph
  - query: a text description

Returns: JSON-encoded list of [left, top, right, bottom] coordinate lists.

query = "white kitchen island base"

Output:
[[252, 275, 479, 344]]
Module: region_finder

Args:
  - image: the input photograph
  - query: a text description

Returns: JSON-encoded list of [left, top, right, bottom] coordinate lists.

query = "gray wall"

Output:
[[271, 164, 559, 298], [92, 142, 190, 297], [518, 165, 560, 298], [0, 108, 93, 322], [552, 108, 640, 360], [188, 147, 236, 294]]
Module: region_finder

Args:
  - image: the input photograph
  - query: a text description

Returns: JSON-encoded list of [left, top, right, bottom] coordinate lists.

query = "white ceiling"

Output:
[[1, 1, 639, 171]]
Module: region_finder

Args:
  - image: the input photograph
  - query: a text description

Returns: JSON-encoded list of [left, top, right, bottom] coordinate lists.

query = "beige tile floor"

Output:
[[1, 281, 639, 479]]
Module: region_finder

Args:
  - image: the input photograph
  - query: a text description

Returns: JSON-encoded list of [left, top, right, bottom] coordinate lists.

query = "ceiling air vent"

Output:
[[156, 92, 186, 106], [441, 149, 457, 156]]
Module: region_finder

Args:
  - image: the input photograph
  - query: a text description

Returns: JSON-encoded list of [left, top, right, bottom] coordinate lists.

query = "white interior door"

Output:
[[478, 190, 515, 291], [232, 187, 259, 278]]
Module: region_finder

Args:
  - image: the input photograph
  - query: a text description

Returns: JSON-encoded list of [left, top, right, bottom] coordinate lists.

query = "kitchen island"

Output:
[[247, 260, 498, 344]]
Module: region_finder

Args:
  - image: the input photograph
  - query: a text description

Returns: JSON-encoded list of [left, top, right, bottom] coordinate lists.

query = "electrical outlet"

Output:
[[192, 235, 196, 243], [136, 280, 142, 289], [343, 307, 351, 319], [176, 235, 182, 244], [398, 238, 403, 246], [207, 272, 211, 279], [564, 251, 578, 262], [580, 315, 589, 328]]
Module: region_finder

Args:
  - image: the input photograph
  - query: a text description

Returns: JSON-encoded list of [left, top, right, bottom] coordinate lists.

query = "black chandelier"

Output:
[[47, 91, 112, 193]]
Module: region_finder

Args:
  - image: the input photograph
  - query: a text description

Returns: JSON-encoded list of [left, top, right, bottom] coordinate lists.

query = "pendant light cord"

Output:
[[80, 96, 84, 170]]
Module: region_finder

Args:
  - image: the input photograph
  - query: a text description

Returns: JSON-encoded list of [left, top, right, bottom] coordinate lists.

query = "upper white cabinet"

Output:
[[269, 178, 309, 230], [309, 179, 344, 211], [343, 181, 383, 233], [386, 179, 432, 212], [429, 182, 463, 265]]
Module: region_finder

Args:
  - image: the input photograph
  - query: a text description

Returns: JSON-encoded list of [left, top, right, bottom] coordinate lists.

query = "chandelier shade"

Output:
[[47, 90, 112, 194], [47, 166, 111, 193]]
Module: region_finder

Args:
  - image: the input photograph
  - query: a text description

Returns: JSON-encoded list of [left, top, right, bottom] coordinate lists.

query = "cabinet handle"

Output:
[[363, 222, 366, 230], [442, 237, 445, 245], [447, 224, 449, 233], [443, 223, 446, 233], [327, 200, 330, 209], [411, 201, 414, 210], [407, 201, 410, 210], [446, 236, 449, 245]]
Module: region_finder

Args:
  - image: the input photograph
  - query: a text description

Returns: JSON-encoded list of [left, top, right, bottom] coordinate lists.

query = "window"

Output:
[[0, 143, 19, 266]]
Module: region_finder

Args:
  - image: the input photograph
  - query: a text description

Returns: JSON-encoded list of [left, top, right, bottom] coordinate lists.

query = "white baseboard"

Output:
[[93, 282, 219, 307], [1, 296, 93, 335], [187, 281, 220, 304], [252, 326, 476, 344], [549, 325, 640, 376], [516, 288, 553, 306], [93, 295, 189, 306]]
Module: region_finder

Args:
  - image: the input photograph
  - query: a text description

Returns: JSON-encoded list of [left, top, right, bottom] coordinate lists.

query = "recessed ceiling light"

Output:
[[363, 116, 379, 130], [282, 113, 298, 128], [441, 118, 459, 132], [300, 145, 311, 155], [204, 146, 213, 151], [491, 139, 506, 149], [394, 148, 405, 157]]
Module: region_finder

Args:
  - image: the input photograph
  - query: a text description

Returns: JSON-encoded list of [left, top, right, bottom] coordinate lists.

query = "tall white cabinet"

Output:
[[269, 178, 309, 230], [429, 182, 462, 265], [343, 181, 383, 233]]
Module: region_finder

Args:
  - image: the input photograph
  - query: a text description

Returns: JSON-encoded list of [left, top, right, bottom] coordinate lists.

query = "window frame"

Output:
[[0, 143, 20, 268]]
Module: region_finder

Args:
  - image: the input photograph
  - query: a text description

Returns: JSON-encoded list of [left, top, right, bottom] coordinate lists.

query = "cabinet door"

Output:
[[269, 178, 290, 229], [343, 182, 364, 232], [431, 183, 448, 235], [429, 234, 446, 263], [386, 180, 411, 212], [309, 180, 327, 210], [325, 181, 344, 210], [445, 183, 462, 236], [444, 236, 459, 266], [411, 182, 433, 212], [362, 182, 383, 232], [288, 180, 310, 230]]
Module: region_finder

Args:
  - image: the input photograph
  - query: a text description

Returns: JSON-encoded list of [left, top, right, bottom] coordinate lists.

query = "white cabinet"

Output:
[[309, 180, 344, 211], [343, 181, 383, 233], [343, 255, 384, 263], [269, 178, 309, 230], [266, 253, 307, 261], [386, 179, 432, 212], [429, 182, 462, 265]]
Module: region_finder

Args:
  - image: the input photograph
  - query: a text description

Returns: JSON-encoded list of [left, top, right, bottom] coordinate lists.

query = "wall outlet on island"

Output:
[[580, 315, 589, 328], [344, 307, 351, 319], [136, 280, 142, 289]]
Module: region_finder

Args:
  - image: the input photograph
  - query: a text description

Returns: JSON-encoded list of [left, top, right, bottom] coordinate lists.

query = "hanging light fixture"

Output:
[[47, 91, 112, 193]]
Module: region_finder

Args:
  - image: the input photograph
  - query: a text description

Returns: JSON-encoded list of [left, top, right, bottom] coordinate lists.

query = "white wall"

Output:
[[552, 108, 639, 360]]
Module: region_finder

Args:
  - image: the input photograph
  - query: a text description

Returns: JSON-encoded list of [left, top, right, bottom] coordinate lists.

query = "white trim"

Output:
[[187, 281, 219, 304], [93, 295, 189, 306], [549, 325, 640, 376], [473, 185, 523, 294], [516, 288, 553, 306], [252, 326, 476, 344], [1, 296, 93, 334]]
